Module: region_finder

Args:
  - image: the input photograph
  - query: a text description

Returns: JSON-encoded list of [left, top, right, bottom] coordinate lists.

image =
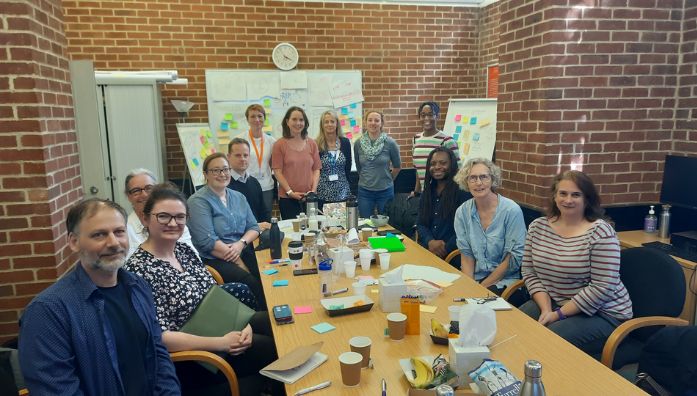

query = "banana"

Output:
[[410, 357, 435, 388], [430, 318, 448, 338]]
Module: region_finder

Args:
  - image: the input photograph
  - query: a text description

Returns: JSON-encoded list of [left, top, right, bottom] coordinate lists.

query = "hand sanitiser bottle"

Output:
[[644, 205, 657, 233]]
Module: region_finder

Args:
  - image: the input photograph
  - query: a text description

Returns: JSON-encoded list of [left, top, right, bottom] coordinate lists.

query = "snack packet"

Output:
[[468, 359, 521, 396]]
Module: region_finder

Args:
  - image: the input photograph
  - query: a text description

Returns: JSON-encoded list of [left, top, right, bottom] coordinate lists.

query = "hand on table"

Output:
[[428, 240, 448, 258]]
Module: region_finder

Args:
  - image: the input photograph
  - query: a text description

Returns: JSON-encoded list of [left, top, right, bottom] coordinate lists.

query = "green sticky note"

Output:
[[311, 322, 336, 334], [231, 121, 239, 129], [263, 99, 272, 107], [224, 113, 233, 121], [264, 119, 270, 126]]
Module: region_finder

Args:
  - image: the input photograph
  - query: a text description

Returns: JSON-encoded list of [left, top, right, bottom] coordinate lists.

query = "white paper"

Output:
[[259, 352, 327, 384], [246, 73, 280, 99], [207, 74, 247, 101], [381, 264, 461, 284], [346, 228, 359, 244], [280, 71, 307, 89], [308, 74, 334, 106], [330, 78, 364, 108], [464, 297, 512, 311]]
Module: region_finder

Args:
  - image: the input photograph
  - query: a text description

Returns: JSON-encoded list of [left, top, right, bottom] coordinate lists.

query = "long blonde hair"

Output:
[[315, 110, 345, 152]]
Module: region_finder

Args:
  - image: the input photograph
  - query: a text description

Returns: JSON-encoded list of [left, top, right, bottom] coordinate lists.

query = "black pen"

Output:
[[453, 297, 467, 302], [382, 378, 387, 396]]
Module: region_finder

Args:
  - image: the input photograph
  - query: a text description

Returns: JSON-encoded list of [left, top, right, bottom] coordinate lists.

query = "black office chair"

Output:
[[393, 168, 416, 194], [601, 247, 689, 370]]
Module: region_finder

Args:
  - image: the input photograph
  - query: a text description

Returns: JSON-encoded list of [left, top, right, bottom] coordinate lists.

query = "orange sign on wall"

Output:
[[487, 64, 499, 98]]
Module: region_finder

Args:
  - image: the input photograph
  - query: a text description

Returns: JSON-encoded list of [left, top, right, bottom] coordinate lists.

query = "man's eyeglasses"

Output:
[[127, 185, 154, 196], [467, 174, 491, 183], [206, 167, 231, 176], [151, 212, 188, 225], [419, 112, 435, 119]]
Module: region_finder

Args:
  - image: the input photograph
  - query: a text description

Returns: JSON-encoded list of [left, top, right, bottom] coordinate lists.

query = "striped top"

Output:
[[412, 130, 459, 184], [522, 217, 632, 320]]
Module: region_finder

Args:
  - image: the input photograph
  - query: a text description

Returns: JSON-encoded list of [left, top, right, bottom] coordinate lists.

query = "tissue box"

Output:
[[328, 247, 354, 275], [378, 278, 407, 312], [449, 339, 490, 387]]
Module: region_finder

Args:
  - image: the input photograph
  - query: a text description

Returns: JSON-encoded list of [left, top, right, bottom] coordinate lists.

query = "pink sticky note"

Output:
[[294, 306, 313, 314], [455, 114, 462, 122], [340, 119, 347, 126]]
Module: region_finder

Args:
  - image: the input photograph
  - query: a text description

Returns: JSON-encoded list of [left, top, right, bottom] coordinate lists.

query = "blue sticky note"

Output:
[[350, 119, 357, 127], [350, 103, 357, 109], [470, 117, 477, 125], [263, 269, 278, 275], [341, 107, 349, 115], [455, 126, 462, 133], [311, 322, 336, 334], [220, 122, 229, 131], [453, 133, 460, 141], [272, 280, 289, 287], [473, 133, 480, 142]]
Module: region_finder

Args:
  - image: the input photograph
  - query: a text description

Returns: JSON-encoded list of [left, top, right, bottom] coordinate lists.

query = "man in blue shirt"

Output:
[[18, 198, 180, 395]]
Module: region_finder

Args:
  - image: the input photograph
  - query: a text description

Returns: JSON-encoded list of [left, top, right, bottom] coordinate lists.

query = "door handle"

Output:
[[89, 186, 99, 194]]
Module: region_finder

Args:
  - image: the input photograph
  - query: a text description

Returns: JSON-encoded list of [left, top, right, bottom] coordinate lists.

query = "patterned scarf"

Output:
[[359, 132, 387, 161]]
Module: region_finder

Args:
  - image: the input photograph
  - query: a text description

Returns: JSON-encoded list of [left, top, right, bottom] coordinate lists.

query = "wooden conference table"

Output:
[[257, 235, 642, 395]]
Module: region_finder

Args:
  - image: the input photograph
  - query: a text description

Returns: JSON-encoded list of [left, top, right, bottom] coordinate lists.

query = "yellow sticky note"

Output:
[[371, 289, 379, 294], [420, 304, 438, 313]]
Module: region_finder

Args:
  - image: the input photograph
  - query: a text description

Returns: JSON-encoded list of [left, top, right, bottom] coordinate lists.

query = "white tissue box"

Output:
[[449, 339, 490, 386], [378, 278, 407, 312], [328, 247, 354, 275]]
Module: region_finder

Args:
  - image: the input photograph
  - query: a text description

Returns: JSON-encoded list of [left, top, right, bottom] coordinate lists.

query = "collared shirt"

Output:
[[126, 210, 198, 259], [187, 185, 260, 260], [417, 185, 471, 254], [234, 131, 276, 191], [230, 169, 248, 183], [412, 130, 460, 184], [18, 264, 180, 396], [454, 194, 527, 287]]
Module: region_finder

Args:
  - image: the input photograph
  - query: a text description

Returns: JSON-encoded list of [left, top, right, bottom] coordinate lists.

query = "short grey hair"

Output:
[[124, 168, 157, 194], [454, 157, 502, 193]]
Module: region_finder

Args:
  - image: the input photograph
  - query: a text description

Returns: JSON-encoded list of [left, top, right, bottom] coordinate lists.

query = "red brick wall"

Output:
[[675, 1, 697, 154], [476, 2, 501, 97], [0, 0, 81, 342], [495, 0, 695, 210], [62, 0, 483, 169]]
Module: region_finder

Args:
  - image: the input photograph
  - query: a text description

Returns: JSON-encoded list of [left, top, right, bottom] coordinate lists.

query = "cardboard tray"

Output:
[[320, 295, 374, 317]]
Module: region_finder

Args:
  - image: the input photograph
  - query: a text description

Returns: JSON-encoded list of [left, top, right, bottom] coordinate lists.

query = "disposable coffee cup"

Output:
[[387, 312, 407, 340], [344, 260, 357, 278], [360, 228, 373, 242], [378, 252, 391, 271], [349, 336, 372, 368], [291, 219, 301, 232], [339, 351, 363, 386], [352, 281, 366, 296], [288, 241, 304, 269]]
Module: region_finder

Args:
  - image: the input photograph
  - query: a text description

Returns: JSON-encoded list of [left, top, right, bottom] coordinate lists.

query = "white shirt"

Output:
[[126, 211, 199, 259], [235, 132, 276, 191]]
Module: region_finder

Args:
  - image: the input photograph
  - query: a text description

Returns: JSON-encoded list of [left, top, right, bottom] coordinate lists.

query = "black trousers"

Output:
[[278, 197, 304, 220], [205, 245, 266, 310]]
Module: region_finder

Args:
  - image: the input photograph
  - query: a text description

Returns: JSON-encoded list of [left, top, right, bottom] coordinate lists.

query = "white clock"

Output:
[[272, 42, 299, 71]]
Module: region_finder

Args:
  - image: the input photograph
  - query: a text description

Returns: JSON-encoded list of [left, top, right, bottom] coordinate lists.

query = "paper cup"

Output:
[[387, 312, 407, 340], [359, 249, 373, 271], [378, 252, 391, 271], [448, 305, 461, 322], [349, 336, 372, 368], [291, 219, 301, 232], [344, 260, 357, 278], [352, 281, 366, 296], [360, 228, 373, 242], [339, 351, 363, 386], [288, 241, 304, 269]]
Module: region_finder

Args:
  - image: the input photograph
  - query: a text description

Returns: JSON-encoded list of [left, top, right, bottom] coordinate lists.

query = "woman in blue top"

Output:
[[187, 152, 266, 307], [315, 110, 352, 208], [417, 147, 471, 269], [453, 158, 526, 297]]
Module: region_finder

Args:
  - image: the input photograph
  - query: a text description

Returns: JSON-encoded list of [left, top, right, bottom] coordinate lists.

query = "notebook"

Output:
[[259, 342, 327, 384]]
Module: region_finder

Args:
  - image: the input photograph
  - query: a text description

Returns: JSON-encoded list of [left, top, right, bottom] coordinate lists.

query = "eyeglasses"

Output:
[[150, 212, 188, 225], [127, 185, 154, 196], [206, 167, 231, 176], [467, 174, 491, 183], [419, 112, 435, 119]]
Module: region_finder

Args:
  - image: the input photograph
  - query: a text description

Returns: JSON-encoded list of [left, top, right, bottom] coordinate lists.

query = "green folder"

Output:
[[368, 236, 406, 252], [180, 285, 255, 337]]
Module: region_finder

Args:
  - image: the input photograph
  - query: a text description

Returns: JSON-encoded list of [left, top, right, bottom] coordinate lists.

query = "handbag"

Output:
[[180, 285, 255, 337], [635, 372, 672, 396]]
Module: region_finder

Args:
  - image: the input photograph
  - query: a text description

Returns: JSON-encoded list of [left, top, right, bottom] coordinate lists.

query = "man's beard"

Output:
[[86, 251, 126, 273]]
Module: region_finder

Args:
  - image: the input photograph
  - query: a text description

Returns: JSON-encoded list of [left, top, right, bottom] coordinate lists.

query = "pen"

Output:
[[382, 378, 387, 396], [269, 258, 291, 265], [331, 287, 349, 295], [453, 297, 467, 302], [294, 380, 331, 395]]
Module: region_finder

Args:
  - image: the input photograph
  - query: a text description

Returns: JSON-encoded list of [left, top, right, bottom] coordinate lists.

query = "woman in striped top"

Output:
[[520, 170, 632, 356]]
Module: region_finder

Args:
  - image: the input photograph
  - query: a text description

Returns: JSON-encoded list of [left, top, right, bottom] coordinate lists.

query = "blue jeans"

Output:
[[518, 299, 621, 357], [357, 186, 394, 218]]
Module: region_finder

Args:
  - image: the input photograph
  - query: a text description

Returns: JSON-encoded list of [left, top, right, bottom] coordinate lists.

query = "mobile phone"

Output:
[[273, 304, 294, 325], [378, 229, 402, 236], [293, 268, 318, 276]]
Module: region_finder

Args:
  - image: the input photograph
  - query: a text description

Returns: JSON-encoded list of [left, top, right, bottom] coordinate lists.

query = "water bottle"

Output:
[[270, 217, 282, 260], [308, 207, 319, 232], [318, 260, 333, 297], [644, 205, 657, 233], [346, 195, 358, 230], [519, 360, 546, 396], [658, 204, 671, 239]]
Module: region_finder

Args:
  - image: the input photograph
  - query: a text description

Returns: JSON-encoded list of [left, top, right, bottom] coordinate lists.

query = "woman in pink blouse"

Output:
[[272, 106, 321, 220], [520, 170, 632, 355]]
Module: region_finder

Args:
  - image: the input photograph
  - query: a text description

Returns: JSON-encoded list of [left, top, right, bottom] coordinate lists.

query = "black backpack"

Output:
[[384, 193, 420, 239], [637, 326, 697, 395]]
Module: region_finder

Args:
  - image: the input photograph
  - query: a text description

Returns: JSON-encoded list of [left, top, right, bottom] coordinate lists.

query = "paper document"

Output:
[[260, 342, 328, 384], [464, 297, 512, 311], [382, 264, 461, 284]]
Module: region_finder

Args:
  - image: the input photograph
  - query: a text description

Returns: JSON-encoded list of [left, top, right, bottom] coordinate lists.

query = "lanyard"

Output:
[[249, 131, 264, 169], [327, 139, 340, 167]]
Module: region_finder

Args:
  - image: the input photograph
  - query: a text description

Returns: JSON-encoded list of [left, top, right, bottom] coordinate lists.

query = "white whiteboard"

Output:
[[442, 98, 498, 163], [176, 123, 217, 188], [205, 70, 363, 153]]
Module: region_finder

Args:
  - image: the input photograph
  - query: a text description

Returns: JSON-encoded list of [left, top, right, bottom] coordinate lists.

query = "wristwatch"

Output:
[[286, 189, 294, 195], [240, 238, 248, 246]]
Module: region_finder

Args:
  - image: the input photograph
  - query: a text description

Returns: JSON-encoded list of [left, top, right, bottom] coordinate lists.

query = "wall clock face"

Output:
[[272, 43, 299, 71]]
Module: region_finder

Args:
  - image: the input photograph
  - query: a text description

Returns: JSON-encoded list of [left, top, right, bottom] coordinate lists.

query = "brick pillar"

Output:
[[496, 0, 688, 209], [675, 1, 697, 153], [0, 0, 81, 342]]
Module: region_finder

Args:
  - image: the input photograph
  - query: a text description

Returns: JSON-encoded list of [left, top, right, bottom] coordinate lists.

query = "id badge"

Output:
[[328, 174, 339, 182]]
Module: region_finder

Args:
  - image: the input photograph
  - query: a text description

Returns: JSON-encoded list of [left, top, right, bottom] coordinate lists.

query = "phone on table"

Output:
[[293, 268, 318, 276], [377, 229, 402, 236], [273, 304, 294, 325]]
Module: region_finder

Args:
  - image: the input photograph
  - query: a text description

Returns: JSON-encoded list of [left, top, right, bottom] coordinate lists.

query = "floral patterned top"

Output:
[[125, 242, 217, 332]]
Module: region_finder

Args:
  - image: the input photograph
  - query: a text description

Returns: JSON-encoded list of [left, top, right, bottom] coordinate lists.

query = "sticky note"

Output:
[[455, 126, 462, 134], [480, 120, 491, 128], [371, 289, 379, 294], [463, 117, 469, 124], [340, 119, 347, 126], [264, 119, 270, 126], [454, 114, 462, 122], [470, 117, 477, 125], [220, 122, 229, 131], [205, 129, 213, 138], [473, 133, 480, 142], [311, 322, 336, 334], [420, 304, 438, 313], [350, 103, 357, 109], [263, 269, 278, 275], [199, 148, 207, 158], [453, 133, 460, 141], [199, 136, 206, 144], [224, 113, 233, 121], [192, 158, 199, 166], [231, 121, 239, 129], [272, 280, 289, 287], [346, 132, 353, 139], [350, 119, 357, 127], [263, 98, 272, 107], [341, 107, 349, 115], [294, 306, 313, 314], [353, 126, 360, 133]]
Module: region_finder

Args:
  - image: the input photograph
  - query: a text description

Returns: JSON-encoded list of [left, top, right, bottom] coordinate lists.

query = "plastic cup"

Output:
[[378, 252, 391, 271], [387, 312, 407, 340], [339, 351, 363, 386], [359, 249, 373, 271], [349, 336, 372, 368], [352, 281, 366, 296], [344, 260, 357, 278], [448, 305, 461, 321]]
